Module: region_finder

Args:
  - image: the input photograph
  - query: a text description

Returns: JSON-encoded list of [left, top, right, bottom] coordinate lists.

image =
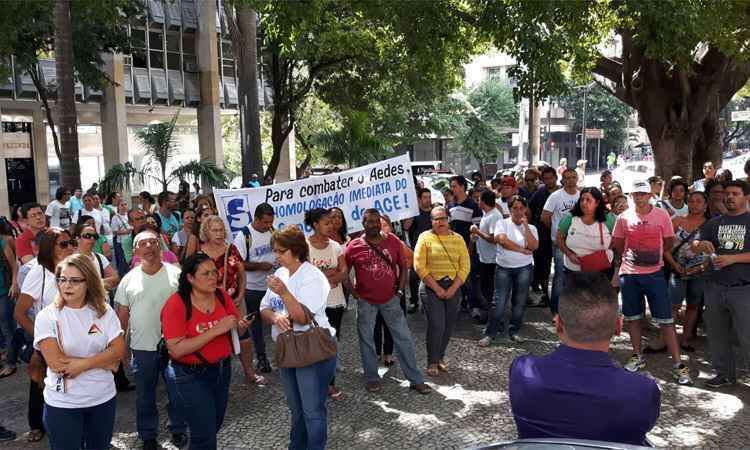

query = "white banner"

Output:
[[213, 154, 419, 237]]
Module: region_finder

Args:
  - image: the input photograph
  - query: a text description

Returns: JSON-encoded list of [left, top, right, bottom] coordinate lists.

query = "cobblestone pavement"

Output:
[[2, 298, 750, 449]]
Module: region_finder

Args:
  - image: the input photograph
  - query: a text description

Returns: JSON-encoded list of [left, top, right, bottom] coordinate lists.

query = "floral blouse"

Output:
[[202, 244, 243, 301]]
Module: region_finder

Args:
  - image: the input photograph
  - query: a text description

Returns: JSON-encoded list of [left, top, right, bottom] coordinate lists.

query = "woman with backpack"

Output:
[[162, 253, 251, 450]]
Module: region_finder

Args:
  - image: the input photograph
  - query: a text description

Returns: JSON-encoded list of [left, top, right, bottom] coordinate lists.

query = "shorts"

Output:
[[620, 271, 673, 324], [668, 274, 704, 307]]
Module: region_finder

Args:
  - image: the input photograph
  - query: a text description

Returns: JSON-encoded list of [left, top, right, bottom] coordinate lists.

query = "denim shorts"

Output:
[[620, 271, 673, 324], [668, 274, 704, 307]]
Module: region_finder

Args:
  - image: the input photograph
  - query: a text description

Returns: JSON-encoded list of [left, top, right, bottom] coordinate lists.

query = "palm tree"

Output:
[[99, 112, 229, 196], [314, 111, 392, 168], [55, 0, 82, 189]]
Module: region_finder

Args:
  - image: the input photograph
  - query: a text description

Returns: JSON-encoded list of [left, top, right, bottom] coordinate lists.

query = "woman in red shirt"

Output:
[[161, 253, 250, 450]]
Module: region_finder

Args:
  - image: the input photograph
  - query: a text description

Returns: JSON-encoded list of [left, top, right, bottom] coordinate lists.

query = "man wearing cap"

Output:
[[518, 169, 539, 202], [496, 176, 519, 218], [612, 180, 691, 385], [115, 231, 187, 450]]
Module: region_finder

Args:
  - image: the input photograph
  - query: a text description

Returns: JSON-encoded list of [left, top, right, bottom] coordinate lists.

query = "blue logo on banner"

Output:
[[222, 194, 252, 235]]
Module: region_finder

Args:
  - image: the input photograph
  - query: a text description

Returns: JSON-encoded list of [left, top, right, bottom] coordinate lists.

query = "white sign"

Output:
[[731, 110, 750, 122], [213, 154, 419, 237], [1, 132, 32, 158], [585, 128, 604, 139]]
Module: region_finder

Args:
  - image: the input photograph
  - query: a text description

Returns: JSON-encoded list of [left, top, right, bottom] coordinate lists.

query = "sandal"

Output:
[[426, 365, 440, 377], [0, 367, 16, 379], [328, 386, 344, 400], [383, 356, 395, 367], [246, 373, 267, 386], [25, 429, 44, 443], [437, 361, 449, 372]]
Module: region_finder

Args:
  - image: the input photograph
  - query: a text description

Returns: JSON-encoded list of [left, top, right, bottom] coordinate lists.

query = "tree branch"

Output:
[[592, 55, 623, 86], [28, 68, 62, 161]]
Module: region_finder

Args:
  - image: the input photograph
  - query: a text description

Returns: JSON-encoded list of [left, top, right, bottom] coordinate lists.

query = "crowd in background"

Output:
[[0, 156, 748, 449]]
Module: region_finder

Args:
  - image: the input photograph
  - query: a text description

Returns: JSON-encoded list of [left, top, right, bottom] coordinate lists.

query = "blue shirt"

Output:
[[509, 344, 660, 446], [69, 196, 84, 217]]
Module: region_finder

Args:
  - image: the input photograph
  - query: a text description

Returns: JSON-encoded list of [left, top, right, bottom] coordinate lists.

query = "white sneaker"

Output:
[[672, 364, 693, 385], [477, 336, 492, 347], [624, 354, 646, 372], [509, 334, 525, 343]]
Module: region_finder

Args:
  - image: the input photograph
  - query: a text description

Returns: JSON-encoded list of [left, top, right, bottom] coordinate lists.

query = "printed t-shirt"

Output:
[[543, 189, 580, 240], [672, 225, 705, 278], [307, 239, 346, 308], [701, 212, 750, 286], [345, 234, 404, 304], [21, 264, 58, 322], [161, 290, 239, 365], [449, 197, 482, 245], [259, 262, 333, 341], [612, 206, 674, 275], [34, 304, 122, 408], [45, 200, 72, 229], [232, 225, 276, 292], [477, 208, 501, 264], [558, 213, 616, 271], [157, 210, 182, 240], [15, 229, 36, 262], [494, 218, 538, 268], [74, 208, 104, 234], [114, 263, 181, 351]]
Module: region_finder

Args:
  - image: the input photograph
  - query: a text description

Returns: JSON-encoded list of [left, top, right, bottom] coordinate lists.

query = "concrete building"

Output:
[[0, 0, 269, 217]]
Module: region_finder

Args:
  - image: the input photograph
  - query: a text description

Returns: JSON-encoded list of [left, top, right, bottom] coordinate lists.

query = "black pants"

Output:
[[533, 234, 553, 293], [408, 270, 420, 308], [29, 380, 45, 431], [477, 261, 497, 306], [374, 295, 406, 356], [325, 306, 345, 386]]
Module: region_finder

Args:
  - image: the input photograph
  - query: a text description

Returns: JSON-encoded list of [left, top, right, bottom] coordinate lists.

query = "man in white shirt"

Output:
[[233, 203, 276, 374], [470, 190, 501, 319], [45, 187, 72, 230], [72, 193, 103, 233], [115, 231, 187, 450], [691, 161, 716, 192], [542, 168, 580, 314]]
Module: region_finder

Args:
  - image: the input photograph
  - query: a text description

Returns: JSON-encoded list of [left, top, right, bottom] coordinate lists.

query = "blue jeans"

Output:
[[165, 358, 232, 450], [356, 296, 424, 384], [620, 272, 673, 323], [131, 350, 186, 441], [43, 396, 116, 450], [669, 274, 705, 306], [550, 247, 565, 314], [279, 356, 337, 450], [485, 264, 533, 338], [0, 294, 17, 368]]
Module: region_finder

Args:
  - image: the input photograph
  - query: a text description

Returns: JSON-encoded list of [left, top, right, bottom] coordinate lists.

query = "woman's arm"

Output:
[[331, 254, 348, 284], [37, 338, 67, 373], [165, 315, 235, 359], [14, 293, 35, 335], [235, 265, 246, 305], [524, 222, 539, 251], [102, 264, 120, 291], [4, 242, 18, 298], [184, 234, 198, 258], [495, 233, 528, 253], [556, 230, 579, 264], [101, 241, 112, 260]]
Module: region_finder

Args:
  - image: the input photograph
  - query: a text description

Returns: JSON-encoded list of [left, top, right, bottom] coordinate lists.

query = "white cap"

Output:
[[631, 180, 651, 194]]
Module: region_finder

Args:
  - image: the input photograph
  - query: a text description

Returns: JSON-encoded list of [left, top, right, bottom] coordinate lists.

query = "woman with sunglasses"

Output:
[[77, 215, 112, 261], [14, 228, 76, 443], [162, 253, 250, 450], [74, 222, 120, 292], [34, 254, 125, 450]]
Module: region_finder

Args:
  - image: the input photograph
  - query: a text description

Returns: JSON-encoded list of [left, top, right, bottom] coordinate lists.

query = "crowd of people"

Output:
[[0, 155, 747, 449]]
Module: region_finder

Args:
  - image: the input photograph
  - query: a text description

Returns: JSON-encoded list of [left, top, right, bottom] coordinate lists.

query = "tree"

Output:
[[558, 84, 633, 162], [99, 113, 229, 195], [223, 1, 263, 186], [55, 0, 81, 190], [248, 0, 479, 179], [314, 111, 392, 168], [0, 0, 141, 188], [474, 0, 750, 181]]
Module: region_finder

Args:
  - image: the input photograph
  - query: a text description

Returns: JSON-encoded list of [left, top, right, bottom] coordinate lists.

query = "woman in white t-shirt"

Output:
[[110, 200, 131, 277], [75, 223, 120, 292], [305, 208, 348, 400], [15, 228, 76, 443], [479, 196, 538, 347], [35, 253, 125, 450], [170, 208, 195, 262], [557, 187, 616, 276], [260, 226, 336, 450]]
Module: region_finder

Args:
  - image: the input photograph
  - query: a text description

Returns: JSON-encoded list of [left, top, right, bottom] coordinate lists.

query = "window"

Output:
[[182, 33, 197, 70], [149, 30, 164, 69], [486, 66, 506, 80], [219, 38, 235, 80], [130, 28, 147, 68], [166, 31, 181, 70]]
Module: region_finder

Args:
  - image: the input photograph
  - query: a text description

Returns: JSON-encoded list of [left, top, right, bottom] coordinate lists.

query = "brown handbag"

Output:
[[27, 351, 47, 386], [274, 304, 337, 369]]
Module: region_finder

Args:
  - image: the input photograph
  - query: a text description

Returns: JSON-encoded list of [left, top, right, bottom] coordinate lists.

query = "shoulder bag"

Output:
[[578, 221, 612, 272], [274, 304, 336, 368]]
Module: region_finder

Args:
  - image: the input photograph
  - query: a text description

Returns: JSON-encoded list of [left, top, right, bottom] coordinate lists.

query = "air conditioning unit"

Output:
[[184, 62, 199, 73]]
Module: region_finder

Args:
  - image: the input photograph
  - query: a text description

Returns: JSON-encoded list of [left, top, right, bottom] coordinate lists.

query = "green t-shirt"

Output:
[[114, 263, 181, 351], [558, 212, 616, 236]]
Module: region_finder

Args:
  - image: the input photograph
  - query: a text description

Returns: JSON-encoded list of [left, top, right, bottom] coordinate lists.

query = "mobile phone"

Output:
[[244, 312, 258, 321]]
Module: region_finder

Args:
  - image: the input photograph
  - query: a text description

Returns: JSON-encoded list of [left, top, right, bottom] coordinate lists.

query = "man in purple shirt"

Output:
[[509, 271, 660, 446]]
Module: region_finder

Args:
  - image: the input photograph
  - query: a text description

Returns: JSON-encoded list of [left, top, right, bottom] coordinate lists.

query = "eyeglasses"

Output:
[[57, 240, 78, 249], [56, 277, 86, 285], [80, 233, 99, 240], [431, 216, 449, 221]]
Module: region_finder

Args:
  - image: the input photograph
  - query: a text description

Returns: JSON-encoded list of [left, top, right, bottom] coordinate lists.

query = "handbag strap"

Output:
[[598, 221, 604, 246], [365, 238, 399, 280], [222, 244, 229, 292], [671, 221, 707, 260], [287, 303, 321, 328]]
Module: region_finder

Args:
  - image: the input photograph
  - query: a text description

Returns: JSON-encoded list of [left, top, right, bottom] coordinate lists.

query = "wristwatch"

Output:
[[397, 289, 405, 297]]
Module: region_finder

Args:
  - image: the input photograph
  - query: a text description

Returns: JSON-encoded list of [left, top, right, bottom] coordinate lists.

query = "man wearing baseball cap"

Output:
[[611, 180, 691, 385], [497, 176, 518, 218]]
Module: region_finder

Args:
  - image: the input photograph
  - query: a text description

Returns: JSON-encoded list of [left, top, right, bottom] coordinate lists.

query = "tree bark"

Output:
[[225, 2, 263, 185], [528, 96, 541, 164], [55, 0, 82, 190]]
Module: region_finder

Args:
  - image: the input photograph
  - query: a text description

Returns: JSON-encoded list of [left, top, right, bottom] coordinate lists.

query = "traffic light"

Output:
[[575, 133, 582, 148]]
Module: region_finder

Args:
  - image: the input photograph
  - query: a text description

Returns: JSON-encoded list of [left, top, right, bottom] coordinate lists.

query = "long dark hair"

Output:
[[570, 187, 609, 223], [38, 228, 72, 273], [178, 253, 224, 320], [329, 206, 348, 242]]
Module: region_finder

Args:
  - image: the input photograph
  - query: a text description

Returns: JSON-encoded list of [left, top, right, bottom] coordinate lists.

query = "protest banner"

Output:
[[213, 154, 419, 237]]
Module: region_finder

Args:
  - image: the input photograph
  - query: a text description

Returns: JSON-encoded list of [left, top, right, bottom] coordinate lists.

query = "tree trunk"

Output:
[[225, 3, 263, 185], [528, 96, 541, 164], [55, 0, 82, 190], [692, 104, 723, 182]]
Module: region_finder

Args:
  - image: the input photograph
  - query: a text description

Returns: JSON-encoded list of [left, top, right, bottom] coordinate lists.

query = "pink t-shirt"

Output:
[[613, 206, 675, 275]]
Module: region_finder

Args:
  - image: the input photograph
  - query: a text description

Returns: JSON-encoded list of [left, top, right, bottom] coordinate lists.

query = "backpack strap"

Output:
[[94, 253, 105, 276], [241, 226, 253, 258]]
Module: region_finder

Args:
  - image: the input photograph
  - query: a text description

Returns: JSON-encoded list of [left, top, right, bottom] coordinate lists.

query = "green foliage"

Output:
[[558, 84, 633, 153], [313, 111, 393, 167]]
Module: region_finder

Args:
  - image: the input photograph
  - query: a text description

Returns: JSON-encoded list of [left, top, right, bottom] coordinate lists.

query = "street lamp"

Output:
[[575, 81, 596, 165]]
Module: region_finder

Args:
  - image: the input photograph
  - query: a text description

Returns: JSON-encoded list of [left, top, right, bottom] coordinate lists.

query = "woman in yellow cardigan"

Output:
[[413, 206, 470, 377]]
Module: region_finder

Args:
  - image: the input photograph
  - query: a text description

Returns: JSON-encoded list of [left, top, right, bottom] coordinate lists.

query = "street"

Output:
[[1, 300, 749, 449]]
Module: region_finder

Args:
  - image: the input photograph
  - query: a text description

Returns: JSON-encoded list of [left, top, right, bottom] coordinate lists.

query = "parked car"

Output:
[[418, 173, 473, 205]]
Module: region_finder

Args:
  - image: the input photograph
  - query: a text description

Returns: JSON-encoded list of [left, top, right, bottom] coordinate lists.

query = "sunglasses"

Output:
[[431, 216, 449, 221], [57, 240, 78, 249], [80, 233, 99, 240]]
